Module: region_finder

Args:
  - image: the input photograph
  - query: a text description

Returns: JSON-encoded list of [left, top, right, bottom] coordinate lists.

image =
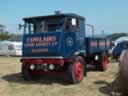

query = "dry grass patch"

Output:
[[0, 56, 119, 96]]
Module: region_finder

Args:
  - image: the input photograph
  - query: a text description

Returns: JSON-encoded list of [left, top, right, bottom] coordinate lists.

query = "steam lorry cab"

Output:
[[21, 13, 110, 84]]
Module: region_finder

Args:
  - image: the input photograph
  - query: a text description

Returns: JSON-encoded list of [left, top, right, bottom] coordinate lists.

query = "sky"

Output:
[[0, 0, 128, 35]]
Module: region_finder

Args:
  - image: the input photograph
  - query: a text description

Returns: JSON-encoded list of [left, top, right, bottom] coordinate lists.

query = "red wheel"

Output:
[[98, 53, 109, 71], [67, 56, 85, 84], [103, 54, 108, 70], [74, 61, 84, 81]]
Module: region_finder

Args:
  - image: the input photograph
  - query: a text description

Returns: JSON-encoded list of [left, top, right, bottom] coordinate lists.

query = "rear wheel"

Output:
[[67, 56, 85, 84], [98, 53, 109, 71]]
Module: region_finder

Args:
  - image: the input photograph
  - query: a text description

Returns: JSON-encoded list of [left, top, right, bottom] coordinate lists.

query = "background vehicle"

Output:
[[0, 41, 22, 56], [20, 12, 110, 84], [113, 41, 128, 59]]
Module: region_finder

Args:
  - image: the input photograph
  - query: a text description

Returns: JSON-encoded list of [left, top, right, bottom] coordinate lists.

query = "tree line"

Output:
[[106, 33, 128, 41], [0, 31, 14, 40]]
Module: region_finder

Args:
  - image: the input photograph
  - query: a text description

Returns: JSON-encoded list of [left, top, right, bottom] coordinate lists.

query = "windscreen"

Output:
[[24, 17, 64, 34]]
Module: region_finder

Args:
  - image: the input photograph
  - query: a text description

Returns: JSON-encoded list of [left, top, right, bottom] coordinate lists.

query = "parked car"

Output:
[[112, 41, 128, 59]]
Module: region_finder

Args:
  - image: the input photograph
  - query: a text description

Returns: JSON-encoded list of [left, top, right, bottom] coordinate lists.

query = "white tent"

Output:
[[0, 41, 22, 56]]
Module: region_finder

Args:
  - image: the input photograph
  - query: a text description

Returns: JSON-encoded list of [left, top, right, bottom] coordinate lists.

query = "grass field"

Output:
[[0, 56, 119, 96]]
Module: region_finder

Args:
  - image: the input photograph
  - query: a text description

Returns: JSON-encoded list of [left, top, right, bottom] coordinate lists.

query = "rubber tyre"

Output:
[[67, 56, 85, 84], [98, 53, 109, 71], [22, 63, 32, 81]]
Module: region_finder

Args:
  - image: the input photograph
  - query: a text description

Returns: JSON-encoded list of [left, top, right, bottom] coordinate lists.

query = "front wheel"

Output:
[[22, 63, 32, 81], [67, 56, 85, 84]]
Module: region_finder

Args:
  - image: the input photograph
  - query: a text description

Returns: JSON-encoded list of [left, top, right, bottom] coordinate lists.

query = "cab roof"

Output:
[[23, 13, 85, 21]]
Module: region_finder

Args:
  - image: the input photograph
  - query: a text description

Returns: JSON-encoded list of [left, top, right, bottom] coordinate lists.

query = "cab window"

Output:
[[24, 17, 64, 34], [65, 18, 80, 32]]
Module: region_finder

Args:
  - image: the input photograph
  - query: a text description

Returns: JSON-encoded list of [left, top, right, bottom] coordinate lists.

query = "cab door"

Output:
[[62, 17, 85, 58], [75, 19, 85, 51]]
